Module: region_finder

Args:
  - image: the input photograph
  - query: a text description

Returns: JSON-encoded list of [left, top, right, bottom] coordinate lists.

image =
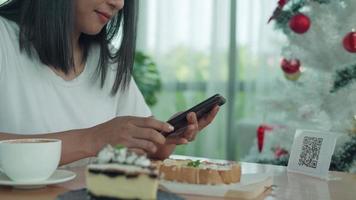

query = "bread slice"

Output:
[[159, 159, 241, 185]]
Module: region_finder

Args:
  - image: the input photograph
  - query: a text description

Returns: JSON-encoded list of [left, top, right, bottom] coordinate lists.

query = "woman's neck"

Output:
[[50, 32, 85, 81]]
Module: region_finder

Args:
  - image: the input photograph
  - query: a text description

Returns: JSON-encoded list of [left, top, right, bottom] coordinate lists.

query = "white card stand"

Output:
[[287, 129, 339, 180]]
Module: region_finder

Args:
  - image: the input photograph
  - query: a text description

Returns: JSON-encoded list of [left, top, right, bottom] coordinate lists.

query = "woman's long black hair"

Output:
[[0, 0, 138, 94]]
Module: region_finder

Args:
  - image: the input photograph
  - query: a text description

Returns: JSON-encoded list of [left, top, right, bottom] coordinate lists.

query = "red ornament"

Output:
[[281, 58, 300, 74], [274, 147, 289, 158], [268, 0, 289, 23], [278, 0, 288, 7], [257, 124, 273, 153], [343, 31, 356, 53], [289, 13, 311, 34]]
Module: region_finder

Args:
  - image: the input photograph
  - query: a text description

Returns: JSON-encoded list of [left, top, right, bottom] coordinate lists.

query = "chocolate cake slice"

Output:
[[86, 145, 159, 200]]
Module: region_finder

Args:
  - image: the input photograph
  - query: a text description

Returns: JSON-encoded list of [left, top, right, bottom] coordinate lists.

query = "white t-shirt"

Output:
[[0, 16, 151, 135]]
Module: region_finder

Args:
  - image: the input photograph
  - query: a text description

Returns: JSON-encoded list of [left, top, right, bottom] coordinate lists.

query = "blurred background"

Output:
[[135, 0, 285, 161]]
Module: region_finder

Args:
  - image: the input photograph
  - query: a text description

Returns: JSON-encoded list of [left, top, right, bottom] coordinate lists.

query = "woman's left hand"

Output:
[[166, 105, 220, 144], [148, 105, 220, 160]]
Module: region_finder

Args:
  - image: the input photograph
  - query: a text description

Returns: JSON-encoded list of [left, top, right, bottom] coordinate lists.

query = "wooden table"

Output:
[[0, 160, 355, 200]]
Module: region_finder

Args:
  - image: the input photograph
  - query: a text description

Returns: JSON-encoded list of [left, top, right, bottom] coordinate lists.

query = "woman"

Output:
[[0, 0, 219, 165]]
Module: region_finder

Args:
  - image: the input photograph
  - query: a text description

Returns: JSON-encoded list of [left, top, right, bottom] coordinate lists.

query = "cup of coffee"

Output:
[[0, 138, 61, 182]]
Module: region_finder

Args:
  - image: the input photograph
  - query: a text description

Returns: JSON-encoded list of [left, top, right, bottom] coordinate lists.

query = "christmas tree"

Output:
[[245, 0, 356, 173]]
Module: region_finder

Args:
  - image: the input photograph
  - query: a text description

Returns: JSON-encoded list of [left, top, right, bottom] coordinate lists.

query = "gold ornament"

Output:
[[284, 71, 301, 81]]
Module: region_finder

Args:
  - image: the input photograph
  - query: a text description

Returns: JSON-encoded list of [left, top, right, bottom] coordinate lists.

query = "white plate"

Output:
[[0, 169, 76, 189], [160, 173, 273, 199]]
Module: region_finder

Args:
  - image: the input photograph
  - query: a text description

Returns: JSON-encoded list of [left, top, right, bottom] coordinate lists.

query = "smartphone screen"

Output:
[[163, 94, 226, 137]]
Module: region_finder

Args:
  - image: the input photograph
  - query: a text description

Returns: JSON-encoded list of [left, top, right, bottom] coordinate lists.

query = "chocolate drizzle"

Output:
[[87, 191, 140, 200], [89, 169, 125, 178], [89, 168, 158, 179], [125, 173, 139, 179]]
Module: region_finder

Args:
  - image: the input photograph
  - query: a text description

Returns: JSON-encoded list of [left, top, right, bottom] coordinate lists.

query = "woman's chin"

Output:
[[82, 26, 105, 36]]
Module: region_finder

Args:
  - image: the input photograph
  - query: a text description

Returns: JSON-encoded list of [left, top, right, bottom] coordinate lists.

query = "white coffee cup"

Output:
[[0, 138, 61, 183]]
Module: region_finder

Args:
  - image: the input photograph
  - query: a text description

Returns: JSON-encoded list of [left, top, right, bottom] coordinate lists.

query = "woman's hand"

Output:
[[89, 106, 220, 160], [166, 105, 220, 145], [89, 116, 174, 156], [149, 106, 220, 160]]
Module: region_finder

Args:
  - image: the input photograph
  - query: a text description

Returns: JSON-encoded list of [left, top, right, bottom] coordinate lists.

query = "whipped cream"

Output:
[[96, 145, 151, 167], [97, 145, 115, 163]]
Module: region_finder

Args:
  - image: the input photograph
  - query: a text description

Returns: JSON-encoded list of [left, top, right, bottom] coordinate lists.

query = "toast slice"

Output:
[[159, 159, 241, 185]]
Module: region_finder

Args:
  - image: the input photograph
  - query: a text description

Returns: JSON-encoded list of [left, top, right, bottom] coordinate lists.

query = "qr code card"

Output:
[[287, 129, 339, 179]]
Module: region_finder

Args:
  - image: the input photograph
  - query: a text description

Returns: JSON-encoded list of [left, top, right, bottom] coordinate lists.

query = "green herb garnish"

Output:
[[187, 160, 201, 168], [115, 144, 125, 150]]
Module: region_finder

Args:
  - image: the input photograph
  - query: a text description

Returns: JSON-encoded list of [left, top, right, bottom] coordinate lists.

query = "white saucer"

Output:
[[160, 173, 273, 198], [0, 169, 76, 189]]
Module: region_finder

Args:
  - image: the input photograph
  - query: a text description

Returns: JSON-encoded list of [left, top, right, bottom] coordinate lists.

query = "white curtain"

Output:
[[137, 0, 285, 160]]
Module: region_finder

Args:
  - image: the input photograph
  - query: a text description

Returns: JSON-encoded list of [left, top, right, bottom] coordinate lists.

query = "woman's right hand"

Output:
[[89, 116, 174, 155]]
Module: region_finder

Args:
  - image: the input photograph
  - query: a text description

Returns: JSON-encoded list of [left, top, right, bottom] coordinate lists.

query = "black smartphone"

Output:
[[162, 94, 226, 137]]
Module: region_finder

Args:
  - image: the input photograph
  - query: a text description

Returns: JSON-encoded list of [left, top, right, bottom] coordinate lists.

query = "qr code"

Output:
[[298, 136, 323, 168]]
